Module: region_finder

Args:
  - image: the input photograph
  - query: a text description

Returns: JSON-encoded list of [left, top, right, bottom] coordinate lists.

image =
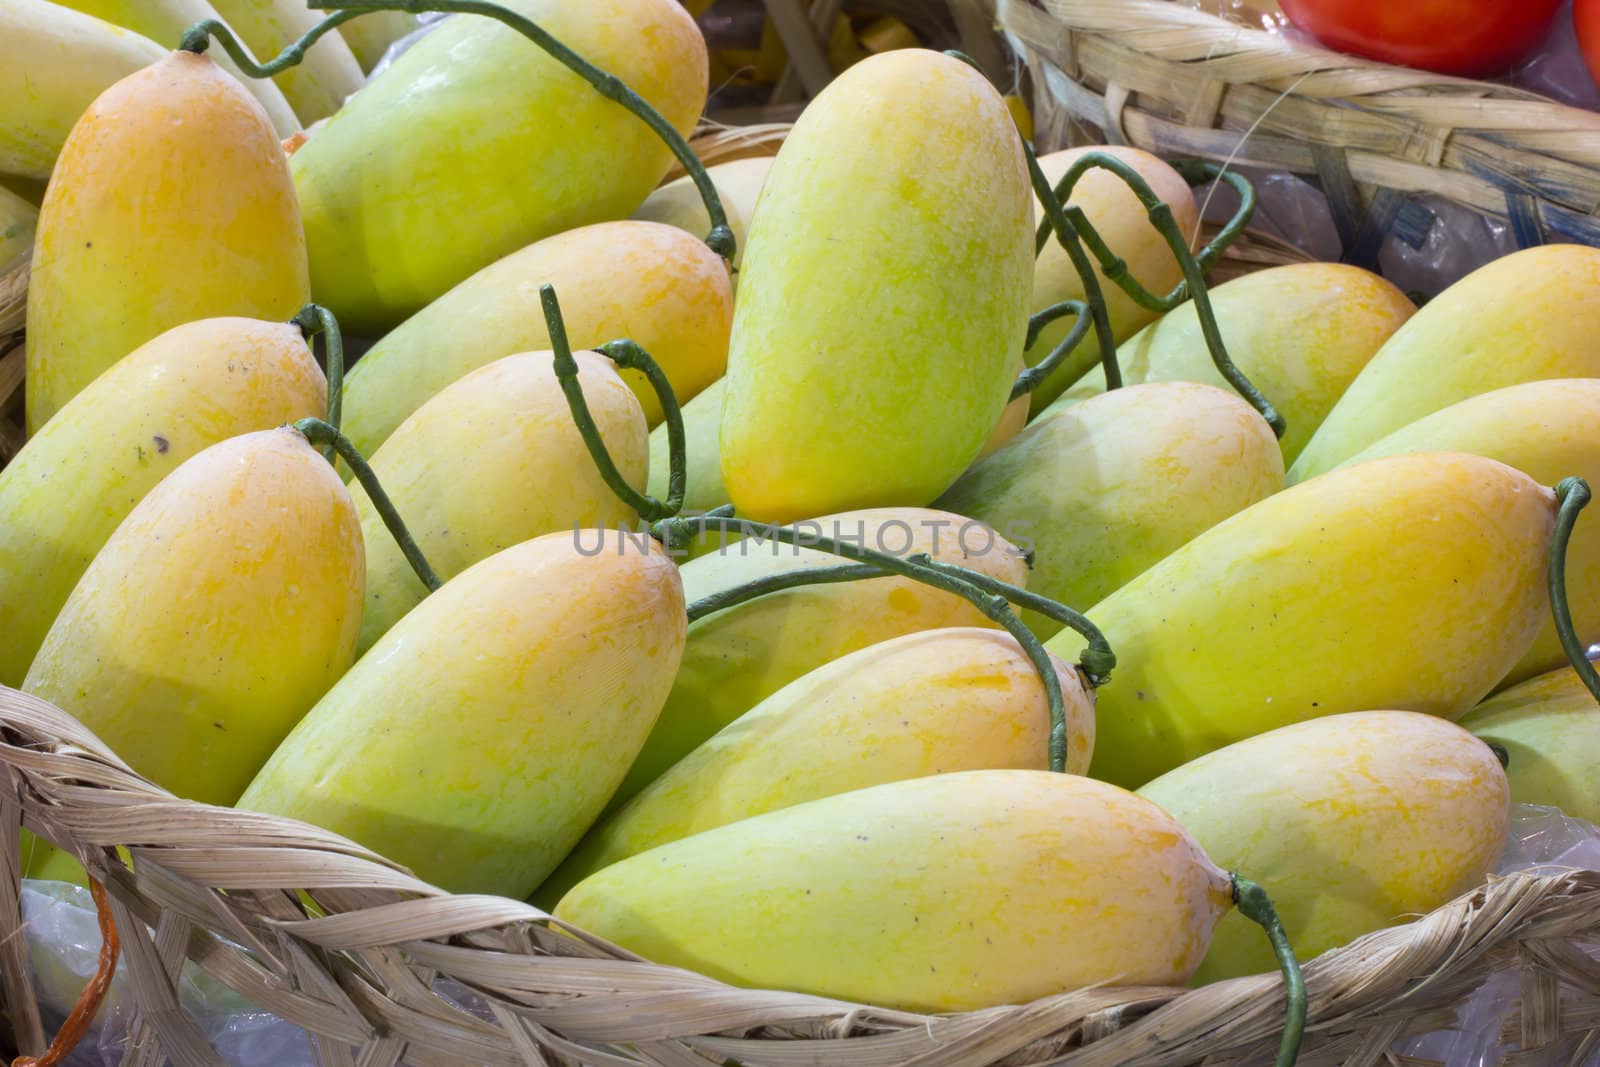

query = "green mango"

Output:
[[647, 376, 730, 519], [1460, 667, 1600, 826], [0, 182, 36, 272]]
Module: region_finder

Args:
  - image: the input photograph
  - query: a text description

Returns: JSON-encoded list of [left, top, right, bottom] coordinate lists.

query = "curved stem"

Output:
[[179, 10, 362, 69], [1550, 477, 1600, 702], [1175, 162, 1258, 276], [14, 879, 120, 1067], [687, 563, 884, 622], [598, 339, 687, 518], [1013, 300, 1094, 401], [1231, 875, 1307, 1067], [291, 304, 346, 460]]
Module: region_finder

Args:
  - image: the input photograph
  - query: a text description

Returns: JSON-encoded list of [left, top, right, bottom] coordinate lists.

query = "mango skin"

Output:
[[556, 770, 1232, 1012], [289, 0, 708, 332], [239, 530, 686, 899], [632, 156, 773, 278], [0, 318, 325, 687], [353, 349, 647, 652], [719, 49, 1033, 523], [341, 221, 732, 457], [25, 50, 309, 432], [541, 628, 1094, 903], [939, 382, 1283, 640], [1290, 244, 1600, 482], [1047, 452, 1555, 788], [1054, 263, 1415, 465], [1140, 711, 1509, 982], [1460, 668, 1600, 827], [24, 428, 363, 806]]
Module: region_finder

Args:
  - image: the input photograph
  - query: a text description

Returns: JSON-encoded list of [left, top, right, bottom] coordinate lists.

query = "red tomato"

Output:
[[1279, 0, 1563, 78], [1578, 0, 1600, 89]]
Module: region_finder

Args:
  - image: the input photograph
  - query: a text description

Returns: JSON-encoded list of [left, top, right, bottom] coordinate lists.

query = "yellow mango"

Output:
[[341, 221, 732, 457], [1139, 711, 1509, 982], [0, 317, 325, 687], [1048, 452, 1555, 788], [556, 770, 1232, 1012], [1460, 667, 1600, 826], [25, 49, 309, 432], [239, 530, 686, 898], [23, 428, 363, 806], [632, 156, 773, 277], [289, 0, 708, 332], [719, 49, 1033, 523], [1290, 244, 1600, 482], [1054, 263, 1415, 465], [647, 375, 729, 518], [354, 349, 647, 652]]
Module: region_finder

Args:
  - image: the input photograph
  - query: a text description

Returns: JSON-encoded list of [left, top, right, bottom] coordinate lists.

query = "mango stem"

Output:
[[13, 879, 120, 1067], [1550, 477, 1600, 702], [291, 304, 345, 459], [178, 11, 361, 69], [686, 563, 884, 622], [1014, 299, 1097, 400], [1232, 875, 1306, 1067]]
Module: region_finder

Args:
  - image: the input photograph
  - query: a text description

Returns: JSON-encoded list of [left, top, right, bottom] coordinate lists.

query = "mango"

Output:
[[23, 428, 363, 806], [336, 10, 416, 72], [1343, 380, 1600, 687], [25, 50, 309, 432], [1139, 711, 1509, 982], [239, 530, 686, 898], [289, 0, 708, 332], [1048, 452, 1555, 788], [1053, 263, 1415, 465], [1460, 667, 1600, 826], [633, 156, 773, 278], [718, 49, 1033, 523], [940, 382, 1283, 639], [340, 221, 732, 458], [555, 770, 1232, 1012], [206, 0, 365, 123], [610, 506, 1031, 808], [974, 358, 1030, 462], [1290, 244, 1600, 482], [647, 375, 730, 519], [0, 317, 325, 687], [354, 349, 647, 652]]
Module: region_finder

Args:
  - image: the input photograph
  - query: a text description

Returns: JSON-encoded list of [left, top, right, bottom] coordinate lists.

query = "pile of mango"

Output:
[[2, 0, 1599, 1035]]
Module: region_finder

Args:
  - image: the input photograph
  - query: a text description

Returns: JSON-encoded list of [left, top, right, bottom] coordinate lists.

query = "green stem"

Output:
[[178, 10, 362, 68], [1231, 876, 1306, 1067], [687, 563, 884, 622], [1013, 299, 1095, 400], [293, 417, 442, 593], [291, 304, 345, 461], [1175, 162, 1258, 276], [1550, 478, 1600, 702], [598, 339, 687, 518]]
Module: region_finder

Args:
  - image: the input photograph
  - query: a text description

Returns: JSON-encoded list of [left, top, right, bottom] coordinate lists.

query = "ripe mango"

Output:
[[555, 770, 1232, 1012], [541, 628, 1094, 902], [1290, 244, 1600, 482], [1047, 452, 1555, 788], [1139, 711, 1509, 982], [289, 0, 708, 331], [340, 221, 732, 457], [1053, 263, 1415, 465], [23, 428, 363, 806], [25, 50, 309, 432], [353, 349, 647, 652], [239, 530, 686, 898], [1460, 667, 1600, 827], [940, 382, 1283, 639], [718, 49, 1033, 523], [0, 317, 325, 687], [633, 156, 773, 278]]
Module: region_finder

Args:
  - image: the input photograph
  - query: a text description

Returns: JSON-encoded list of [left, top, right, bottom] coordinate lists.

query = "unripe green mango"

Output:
[[25, 50, 309, 432], [541, 628, 1094, 903], [1290, 244, 1600, 483], [0, 317, 325, 687], [289, 0, 708, 332], [1048, 452, 1555, 788], [353, 349, 647, 652], [939, 382, 1283, 640], [1460, 667, 1600, 826], [719, 49, 1033, 523], [341, 221, 732, 458], [633, 156, 773, 278], [609, 506, 1031, 809], [1052, 262, 1415, 465], [239, 530, 686, 898], [1343, 379, 1600, 687], [24, 428, 363, 806], [1139, 711, 1508, 983], [556, 770, 1232, 1012]]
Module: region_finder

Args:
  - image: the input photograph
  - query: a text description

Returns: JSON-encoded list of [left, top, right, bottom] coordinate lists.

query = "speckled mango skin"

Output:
[[353, 349, 647, 653], [0, 318, 325, 687], [939, 382, 1283, 640], [289, 0, 707, 332], [239, 530, 686, 899], [632, 156, 773, 278], [540, 628, 1094, 903], [1054, 262, 1415, 465], [1290, 244, 1600, 483], [25, 51, 309, 432], [341, 220, 732, 457], [1140, 711, 1509, 983], [1461, 668, 1600, 827], [719, 49, 1033, 523], [23, 428, 363, 806], [556, 770, 1232, 1012], [1047, 452, 1555, 788]]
